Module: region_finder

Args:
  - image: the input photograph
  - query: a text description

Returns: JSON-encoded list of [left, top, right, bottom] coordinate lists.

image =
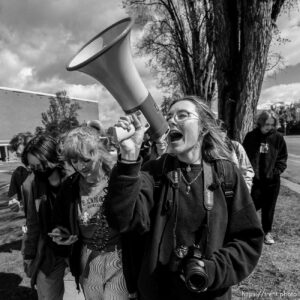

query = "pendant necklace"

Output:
[[186, 165, 192, 173], [180, 167, 202, 194]]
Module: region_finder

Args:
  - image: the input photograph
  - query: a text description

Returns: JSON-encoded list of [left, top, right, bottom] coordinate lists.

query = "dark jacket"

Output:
[[243, 128, 288, 180], [22, 173, 69, 286], [8, 165, 30, 215], [52, 173, 84, 287], [105, 154, 264, 300]]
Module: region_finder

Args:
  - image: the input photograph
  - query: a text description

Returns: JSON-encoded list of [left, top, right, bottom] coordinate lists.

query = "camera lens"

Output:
[[184, 259, 208, 293], [186, 272, 208, 292]]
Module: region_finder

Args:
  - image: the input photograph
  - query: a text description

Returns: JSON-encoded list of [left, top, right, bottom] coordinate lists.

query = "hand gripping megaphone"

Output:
[[66, 17, 169, 143]]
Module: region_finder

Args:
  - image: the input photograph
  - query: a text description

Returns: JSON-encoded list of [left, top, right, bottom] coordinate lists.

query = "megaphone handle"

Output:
[[110, 124, 136, 144]]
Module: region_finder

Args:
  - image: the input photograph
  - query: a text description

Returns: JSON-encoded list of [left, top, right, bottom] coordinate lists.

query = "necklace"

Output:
[[79, 176, 107, 196], [183, 160, 201, 173], [180, 168, 202, 194], [79, 177, 108, 225]]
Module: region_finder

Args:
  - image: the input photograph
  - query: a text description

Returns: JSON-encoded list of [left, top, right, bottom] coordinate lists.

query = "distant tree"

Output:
[[160, 98, 169, 117], [272, 102, 300, 134], [265, 25, 290, 73], [123, 0, 216, 102], [38, 90, 81, 137], [34, 126, 45, 135]]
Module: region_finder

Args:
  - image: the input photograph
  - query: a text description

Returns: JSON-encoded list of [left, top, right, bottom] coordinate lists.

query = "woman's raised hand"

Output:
[[115, 113, 147, 161]]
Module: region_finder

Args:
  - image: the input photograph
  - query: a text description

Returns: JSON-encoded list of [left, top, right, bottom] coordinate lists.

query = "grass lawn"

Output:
[[0, 183, 299, 299], [232, 186, 300, 299]]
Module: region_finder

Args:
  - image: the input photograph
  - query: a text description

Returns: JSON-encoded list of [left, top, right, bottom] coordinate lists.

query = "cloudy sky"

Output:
[[0, 0, 299, 126]]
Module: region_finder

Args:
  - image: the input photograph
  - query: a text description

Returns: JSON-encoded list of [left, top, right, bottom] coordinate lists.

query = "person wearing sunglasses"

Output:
[[105, 96, 263, 300], [50, 125, 128, 300]]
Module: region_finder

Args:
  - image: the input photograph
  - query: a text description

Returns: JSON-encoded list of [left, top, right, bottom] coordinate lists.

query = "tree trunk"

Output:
[[207, 0, 285, 142], [234, 1, 273, 141]]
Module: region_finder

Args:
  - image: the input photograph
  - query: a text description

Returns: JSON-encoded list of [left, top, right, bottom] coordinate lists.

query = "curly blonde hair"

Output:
[[62, 126, 114, 176]]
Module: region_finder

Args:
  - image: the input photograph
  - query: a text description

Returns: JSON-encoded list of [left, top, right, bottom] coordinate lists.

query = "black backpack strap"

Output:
[[215, 160, 235, 201], [195, 161, 215, 257], [198, 160, 235, 258]]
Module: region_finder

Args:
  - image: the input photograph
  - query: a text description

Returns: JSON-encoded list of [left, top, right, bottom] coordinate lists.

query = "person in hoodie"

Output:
[[105, 95, 263, 300], [243, 111, 288, 245]]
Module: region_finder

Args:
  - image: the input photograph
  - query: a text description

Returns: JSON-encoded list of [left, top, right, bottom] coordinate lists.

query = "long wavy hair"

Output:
[[62, 126, 114, 177], [21, 134, 63, 171], [168, 95, 233, 162]]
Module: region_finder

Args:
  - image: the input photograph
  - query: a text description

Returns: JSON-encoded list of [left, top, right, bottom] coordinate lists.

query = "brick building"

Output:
[[0, 87, 99, 161]]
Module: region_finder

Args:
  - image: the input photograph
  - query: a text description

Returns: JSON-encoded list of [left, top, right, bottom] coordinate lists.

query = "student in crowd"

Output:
[[243, 111, 288, 245], [218, 121, 254, 192], [22, 134, 69, 300], [7, 132, 33, 213], [50, 125, 128, 300], [105, 95, 264, 300]]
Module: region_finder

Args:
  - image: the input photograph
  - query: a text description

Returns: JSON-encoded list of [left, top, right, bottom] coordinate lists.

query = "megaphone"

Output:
[[66, 17, 169, 142]]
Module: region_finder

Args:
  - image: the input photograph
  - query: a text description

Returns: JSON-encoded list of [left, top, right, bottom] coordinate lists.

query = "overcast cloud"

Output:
[[261, 2, 300, 108], [0, 0, 300, 125]]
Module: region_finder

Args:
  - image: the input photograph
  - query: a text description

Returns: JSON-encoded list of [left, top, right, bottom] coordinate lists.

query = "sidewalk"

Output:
[[281, 177, 300, 194], [63, 272, 85, 300]]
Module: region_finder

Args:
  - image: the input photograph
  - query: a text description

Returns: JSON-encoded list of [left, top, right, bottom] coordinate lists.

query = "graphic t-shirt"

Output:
[[78, 180, 119, 251], [258, 135, 269, 179]]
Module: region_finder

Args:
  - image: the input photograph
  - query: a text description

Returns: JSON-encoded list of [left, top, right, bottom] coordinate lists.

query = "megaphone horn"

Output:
[[66, 17, 169, 142]]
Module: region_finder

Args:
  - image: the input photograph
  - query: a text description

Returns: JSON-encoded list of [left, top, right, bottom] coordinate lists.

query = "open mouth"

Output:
[[169, 130, 183, 142]]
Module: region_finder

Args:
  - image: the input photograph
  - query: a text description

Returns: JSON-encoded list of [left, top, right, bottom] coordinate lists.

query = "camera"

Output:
[[168, 245, 209, 293]]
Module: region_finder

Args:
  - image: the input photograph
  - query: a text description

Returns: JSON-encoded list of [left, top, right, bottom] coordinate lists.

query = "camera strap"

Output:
[[195, 160, 233, 253], [203, 161, 214, 211], [191, 161, 214, 254], [196, 160, 235, 254]]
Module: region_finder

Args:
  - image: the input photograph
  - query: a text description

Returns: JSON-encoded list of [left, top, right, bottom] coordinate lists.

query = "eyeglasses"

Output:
[[166, 110, 199, 123]]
